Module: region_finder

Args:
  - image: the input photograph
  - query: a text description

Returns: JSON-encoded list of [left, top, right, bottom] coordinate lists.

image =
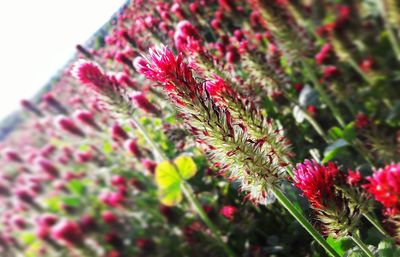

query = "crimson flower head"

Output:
[[51, 220, 83, 246], [174, 20, 200, 52], [365, 163, 400, 216], [72, 59, 113, 93], [355, 113, 370, 129], [347, 169, 362, 185], [136, 45, 191, 87], [293, 160, 339, 209], [55, 115, 85, 137], [220, 205, 237, 221], [131, 91, 160, 116], [294, 160, 368, 237]]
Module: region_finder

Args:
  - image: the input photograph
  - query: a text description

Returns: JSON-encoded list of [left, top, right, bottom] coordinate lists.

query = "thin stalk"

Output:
[[130, 116, 167, 162], [302, 60, 346, 128], [350, 234, 374, 257], [181, 182, 237, 257], [286, 93, 330, 142], [301, 105, 330, 142], [270, 187, 341, 257], [377, 0, 400, 62], [364, 212, 389, 238], [347, 58, 374, 85], [130, 116, 236, 257]]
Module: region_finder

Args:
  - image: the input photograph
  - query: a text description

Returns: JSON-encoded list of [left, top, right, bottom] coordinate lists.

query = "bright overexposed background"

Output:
[[0, 0, 126, 119]]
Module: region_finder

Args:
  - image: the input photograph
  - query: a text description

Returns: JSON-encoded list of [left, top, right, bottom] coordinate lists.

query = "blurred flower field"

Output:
[[1, 1, 400, 256]]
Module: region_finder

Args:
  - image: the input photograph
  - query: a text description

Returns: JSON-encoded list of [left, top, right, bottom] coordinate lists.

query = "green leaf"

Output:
[[322, 139, 349, 163], [21, 232, 37, 245], [155, 161, 182, 206], [326, 236, 352, 256], [158, 183, 183, 206], [328, 127, 344, 140], [343, 123, 356, 142], [62, 196, 81, 207], [44, 196, 62, 212], [378, 239, 396, 257], [103, 140, 113, 154], [79, 144, 91, 151], [67, 179, 86, 196], [174, 155, 197, 180], [155, 156, 197, 206]]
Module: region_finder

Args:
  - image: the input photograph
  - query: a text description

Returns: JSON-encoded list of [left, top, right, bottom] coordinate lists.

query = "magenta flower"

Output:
[[365, 163, 400, 215], [131, 91, 160, 116], [55, 115, 85, 137], [51, 220, 83, 246], [293, 160, 339, 209], [73, 109, 101, 131], [72, 59, 114, 93], [220, 205, 237, 221]]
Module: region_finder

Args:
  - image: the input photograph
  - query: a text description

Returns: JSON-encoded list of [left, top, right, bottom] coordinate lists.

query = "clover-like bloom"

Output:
[[365, 163, 400, 216], [294, 160, 368, 238], [72, 59, 112, 93], [294, 160, 339, 209]]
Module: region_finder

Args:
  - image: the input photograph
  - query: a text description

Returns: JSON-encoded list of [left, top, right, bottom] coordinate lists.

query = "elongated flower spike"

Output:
[[249, 0, 313, 61], [72, 59, 135, 120], [294, 160, 370, 238], [137, 45, 291, 205]]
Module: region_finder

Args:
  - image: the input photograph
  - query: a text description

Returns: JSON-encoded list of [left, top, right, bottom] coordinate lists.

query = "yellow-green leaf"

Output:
[[155, 161, 181, 189], [155, 161, 182, 206], [174, 155, 197, 180], [158, 183, 183, 206], [154, 156, 197, 206]]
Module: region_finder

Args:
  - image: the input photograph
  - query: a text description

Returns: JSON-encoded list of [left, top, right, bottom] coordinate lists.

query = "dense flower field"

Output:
[[1, 0, 400, 256]]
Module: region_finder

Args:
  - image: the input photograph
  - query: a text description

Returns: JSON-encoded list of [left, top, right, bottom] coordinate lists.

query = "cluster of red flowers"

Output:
[[365, 163, 400, 216]]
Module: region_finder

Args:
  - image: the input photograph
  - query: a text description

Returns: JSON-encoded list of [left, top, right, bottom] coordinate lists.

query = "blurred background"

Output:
[[0, 0, 125, 119]]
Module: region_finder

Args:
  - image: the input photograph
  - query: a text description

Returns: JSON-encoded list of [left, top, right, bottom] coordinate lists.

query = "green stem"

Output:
[[270, 187, 340, 257], [347, 58, 374, 85], [302, 108, 330, 142], [130, 116, 168, 162], [350, 234, 374, 257], [181, 182, 237, 257], [130, 117, 236, 257], [364, 212, 389, 238], [377, 0, 400, 62], [302, 60, 346, 128]]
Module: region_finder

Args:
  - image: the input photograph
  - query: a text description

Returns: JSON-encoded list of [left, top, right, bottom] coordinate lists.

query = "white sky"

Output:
[[0, 0, 126, 119]]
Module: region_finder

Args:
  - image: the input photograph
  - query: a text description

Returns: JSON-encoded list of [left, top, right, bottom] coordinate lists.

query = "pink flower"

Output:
[[72, 59, 112, 93], [51, 220, 83, 246], [102, 211, 118, 224], [347, 170, 362, 185], [55, 115, 85, 137], [220, 205, 237, 221], [365, 163, 400, 215], [131, 91, 160, 116], [111, 123, 129, 141], [293, 160, 339, 209], [35, 157, 59, 178], [174, 20, 200, 52], [2, 148, 23, 163], [133, 56, 150, 75], [124, 139, 143, 159], [355, 113, 370, 129], [315, 43, 333, 64], [322, 66, 339, 80], [73, 110, 101, 131]]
